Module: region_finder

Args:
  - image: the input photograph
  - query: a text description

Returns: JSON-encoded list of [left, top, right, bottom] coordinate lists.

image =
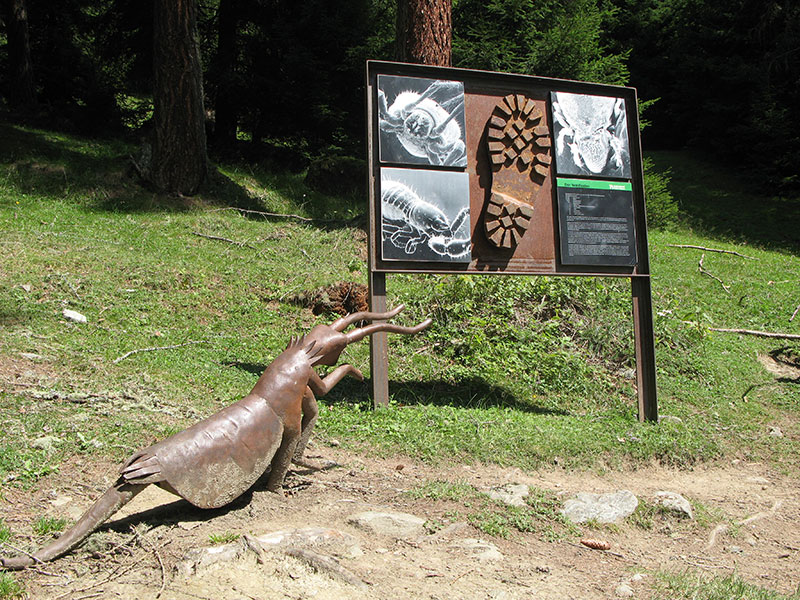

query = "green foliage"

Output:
[[0, 573, 24, 600], [453, 0, 629, 84], [33, 516, 68, 536], [407, 480, 478, 502], [643, 155, 678, 230], [467, 488, 576, 540], [208, 531, 240, 545], [409, 480, 575, 540], [0, 126, 798, 483], [654, 571, 800, 600], [611, 0, 800, 190], [0, 519, 11, 543]]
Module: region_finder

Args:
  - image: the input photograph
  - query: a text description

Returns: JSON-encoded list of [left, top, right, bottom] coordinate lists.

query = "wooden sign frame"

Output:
[[366, 60, 657, 422]]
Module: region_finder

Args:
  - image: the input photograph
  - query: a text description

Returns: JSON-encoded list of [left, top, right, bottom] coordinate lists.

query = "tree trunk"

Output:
[[213, 0, 238, 149], [3, 0, 36, 107], [396, 0, 452, 66], [151, 0, 208, 195]]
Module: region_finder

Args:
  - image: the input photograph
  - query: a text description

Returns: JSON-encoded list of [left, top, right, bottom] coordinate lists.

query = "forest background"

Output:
[[1, 0, 798, 195]]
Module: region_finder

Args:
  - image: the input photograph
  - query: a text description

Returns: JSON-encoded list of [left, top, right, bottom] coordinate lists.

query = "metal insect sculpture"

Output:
[[551, 92, 628, 176], [378, 80, 466, 167], [0, 306, 431, 569], [381, 180, 470, 260]]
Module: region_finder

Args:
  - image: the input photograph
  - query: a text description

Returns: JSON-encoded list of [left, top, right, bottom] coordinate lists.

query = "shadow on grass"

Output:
[[649, 150, 800, 253], [224, 360, 268, 377], [226, 360, 569, 415], [324, 376, 570, 415], [0, 123, 364, 228]]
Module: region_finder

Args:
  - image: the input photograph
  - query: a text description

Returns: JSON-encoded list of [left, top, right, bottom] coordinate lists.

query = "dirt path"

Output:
[[3, 448, 799, 599]]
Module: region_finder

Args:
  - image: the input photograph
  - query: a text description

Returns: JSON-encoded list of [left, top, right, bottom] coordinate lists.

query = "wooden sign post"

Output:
[[366, 61, 657, 422]]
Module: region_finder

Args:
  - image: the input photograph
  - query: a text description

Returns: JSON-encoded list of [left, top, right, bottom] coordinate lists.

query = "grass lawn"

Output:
[[0, 123, 798, 597]]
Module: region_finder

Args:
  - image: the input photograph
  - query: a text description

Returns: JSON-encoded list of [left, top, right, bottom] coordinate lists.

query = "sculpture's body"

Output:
[[1, 306, 430, 569]]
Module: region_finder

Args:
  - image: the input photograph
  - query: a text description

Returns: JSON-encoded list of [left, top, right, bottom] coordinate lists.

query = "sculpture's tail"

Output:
[[1, 482, 145, 570]]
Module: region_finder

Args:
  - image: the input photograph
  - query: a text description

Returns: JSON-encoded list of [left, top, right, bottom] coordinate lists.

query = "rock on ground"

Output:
[[561, 490, 638, 524]]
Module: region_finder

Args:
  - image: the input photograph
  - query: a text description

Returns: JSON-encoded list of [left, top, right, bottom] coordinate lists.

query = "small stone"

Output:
[[562, 490, 639, 524], [615, 583, 635, 597], [747, 476, 770, 485], [20, 284, 32, 293], [728, 545, 743, 554], [19, 352, 45, 361], [31, 435, 62, 451], [631, 573, 646, 582], [62, 309, 87, 323], [488, 483, 529, 507], [654, 491, 693, 519], [49, 495, 73, 508], [658, 415, 683, 424], [328, 439, 341, 447], [769, 426, 783, 437]]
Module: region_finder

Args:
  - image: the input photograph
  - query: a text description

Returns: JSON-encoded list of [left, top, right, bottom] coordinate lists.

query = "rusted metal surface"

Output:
[[1, 307, 431, 568], [464, 87, 556, 272]]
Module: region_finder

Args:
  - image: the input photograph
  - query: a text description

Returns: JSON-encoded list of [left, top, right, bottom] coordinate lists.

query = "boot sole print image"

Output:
[[484, 94, 552, 249]]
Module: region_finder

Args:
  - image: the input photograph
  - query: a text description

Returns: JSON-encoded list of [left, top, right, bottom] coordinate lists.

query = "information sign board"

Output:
[[366, 61, 657, 422]]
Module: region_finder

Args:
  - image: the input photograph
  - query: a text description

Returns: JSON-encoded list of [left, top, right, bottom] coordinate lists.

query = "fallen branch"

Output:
[[284, 547, 368, 589], [113, 340, 206, 364], [791, 303, 800, 322], [668, 244, 755, 259], [706, 499, 783, 549], [146, 537, 167, 599], [212, 206, 362, 225], [192, 231, 256, 250], [698, 253, 731, 293], [709, 328, 800, 340]]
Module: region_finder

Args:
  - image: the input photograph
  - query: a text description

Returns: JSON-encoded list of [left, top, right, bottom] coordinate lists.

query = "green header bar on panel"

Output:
[[557, 178, 632, 192]]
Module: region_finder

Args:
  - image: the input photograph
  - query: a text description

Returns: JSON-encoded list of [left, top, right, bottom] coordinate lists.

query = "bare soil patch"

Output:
[[3, 447, 799, 600]]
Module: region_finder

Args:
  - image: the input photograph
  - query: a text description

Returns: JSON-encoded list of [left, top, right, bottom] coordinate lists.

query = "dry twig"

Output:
[[709, 328, 800, 340], [706, 499, 783, 549], [284, 547, 368, 589], [212, 206, 361, 225], [146, 538, 167, 599], [668, 244, 755, 259], [698, 253, 731, 293], [113, 340, 206, 364], [790, 303, 800, 322], [192, 231, 256, 250], [52, 563, 131, 600]]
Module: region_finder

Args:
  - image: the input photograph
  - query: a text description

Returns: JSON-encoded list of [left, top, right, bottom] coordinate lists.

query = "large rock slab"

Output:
[[561, 490, 638, 524], [449, 538, 503, 561], [347, 510, 426, 538]]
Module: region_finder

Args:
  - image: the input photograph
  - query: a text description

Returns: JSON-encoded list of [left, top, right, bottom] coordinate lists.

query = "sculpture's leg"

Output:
[[266, 426, 300, 494], [308, 364, 364, 397], [293, 387, 318, 463], [0, 482, 145, 569]]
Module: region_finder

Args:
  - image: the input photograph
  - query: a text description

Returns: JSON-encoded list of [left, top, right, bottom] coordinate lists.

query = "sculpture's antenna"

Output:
[[330, 304, 405, 332], [345, 318, 432, 344]]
